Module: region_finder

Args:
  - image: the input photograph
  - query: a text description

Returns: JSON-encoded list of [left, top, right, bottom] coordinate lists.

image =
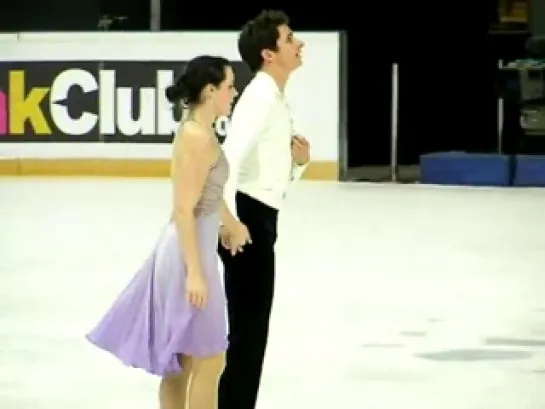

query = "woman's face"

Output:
[[212, 65, 238, 117]]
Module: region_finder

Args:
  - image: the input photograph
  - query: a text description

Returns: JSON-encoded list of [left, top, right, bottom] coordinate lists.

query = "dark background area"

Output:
[[0, 0, 538, 176]]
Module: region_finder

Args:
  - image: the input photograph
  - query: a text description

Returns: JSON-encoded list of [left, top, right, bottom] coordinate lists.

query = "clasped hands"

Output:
[[219, 221, 252, 256], [186, 221, 251, 309]]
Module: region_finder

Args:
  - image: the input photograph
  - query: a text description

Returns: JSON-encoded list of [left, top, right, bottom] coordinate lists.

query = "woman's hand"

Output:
[[186, 269, 207, 309], [220, 222, 252, 256]]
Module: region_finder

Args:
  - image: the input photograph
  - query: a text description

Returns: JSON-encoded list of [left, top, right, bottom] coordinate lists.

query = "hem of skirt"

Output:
[[85, 334, 228, 377]]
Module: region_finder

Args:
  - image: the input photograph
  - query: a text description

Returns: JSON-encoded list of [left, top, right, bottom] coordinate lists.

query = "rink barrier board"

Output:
[[420, 151, 545, 187], [0, 55, 339, 181], [0, 159, 338, 180], [420, 152, 510, 186]]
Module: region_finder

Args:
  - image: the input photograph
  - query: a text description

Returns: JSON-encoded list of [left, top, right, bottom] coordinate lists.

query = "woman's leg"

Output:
[[186, 353, 225, 409], [159, 354, 193, 409]]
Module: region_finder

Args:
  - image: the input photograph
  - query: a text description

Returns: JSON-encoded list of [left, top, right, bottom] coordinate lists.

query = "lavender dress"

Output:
[[86, 149, 230, 377]]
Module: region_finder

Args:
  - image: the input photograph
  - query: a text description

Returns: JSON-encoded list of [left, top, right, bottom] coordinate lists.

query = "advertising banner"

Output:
[[0, 60, 253, 143], [0, 31, 341, 162]]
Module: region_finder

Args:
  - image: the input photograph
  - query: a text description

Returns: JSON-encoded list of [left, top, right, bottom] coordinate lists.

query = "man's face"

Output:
[[269, 24, 305, 73]]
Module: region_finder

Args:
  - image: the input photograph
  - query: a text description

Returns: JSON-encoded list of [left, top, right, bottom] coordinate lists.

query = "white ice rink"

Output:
[[2, 177, 545, 409]]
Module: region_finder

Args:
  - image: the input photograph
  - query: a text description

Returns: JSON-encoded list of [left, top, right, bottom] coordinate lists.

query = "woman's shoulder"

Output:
[[174, 121, 215, 150]]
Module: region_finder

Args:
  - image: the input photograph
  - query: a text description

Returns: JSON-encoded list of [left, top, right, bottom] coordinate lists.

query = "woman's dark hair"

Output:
[[238, 10, 289, 73], [165, 55, 231, 106]]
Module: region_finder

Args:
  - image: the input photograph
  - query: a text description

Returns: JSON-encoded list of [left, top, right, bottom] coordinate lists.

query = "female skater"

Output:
[[86, 55, 251, 409]]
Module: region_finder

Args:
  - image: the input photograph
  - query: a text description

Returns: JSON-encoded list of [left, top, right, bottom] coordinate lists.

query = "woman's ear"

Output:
[[203, 84, 216, 100]]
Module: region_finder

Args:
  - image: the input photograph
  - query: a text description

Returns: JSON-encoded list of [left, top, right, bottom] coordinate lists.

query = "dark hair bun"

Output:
[[165, 81, 187, 104], [165, 74, 189, 104], [165, 85, 179, 103]]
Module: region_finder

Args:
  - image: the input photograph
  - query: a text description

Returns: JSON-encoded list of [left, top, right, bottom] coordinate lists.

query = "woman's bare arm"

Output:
[[171, 125, 217, 276], [219, 200, 238, 231]]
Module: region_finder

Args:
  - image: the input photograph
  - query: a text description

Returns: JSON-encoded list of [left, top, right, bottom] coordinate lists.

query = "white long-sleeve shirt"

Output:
[[222, 71, 308, 219]]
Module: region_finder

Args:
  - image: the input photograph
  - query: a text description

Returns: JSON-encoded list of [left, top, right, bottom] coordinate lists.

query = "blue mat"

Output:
[[514, 155, 545, 186], [420, 152, 510, 187]]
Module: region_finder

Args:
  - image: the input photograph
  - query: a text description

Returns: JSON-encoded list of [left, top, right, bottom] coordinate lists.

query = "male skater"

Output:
[[218, 9, 310, 409]]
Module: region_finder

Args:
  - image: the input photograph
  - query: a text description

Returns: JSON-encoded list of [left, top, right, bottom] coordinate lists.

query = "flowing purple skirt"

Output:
[[86, 212, 228, 377]]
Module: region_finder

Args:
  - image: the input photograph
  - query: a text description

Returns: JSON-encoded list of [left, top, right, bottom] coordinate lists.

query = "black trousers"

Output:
[[217, 191, 278, 409]]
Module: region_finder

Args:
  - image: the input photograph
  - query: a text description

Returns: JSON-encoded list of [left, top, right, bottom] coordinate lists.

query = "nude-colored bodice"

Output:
[[194, 148, 229, 216]]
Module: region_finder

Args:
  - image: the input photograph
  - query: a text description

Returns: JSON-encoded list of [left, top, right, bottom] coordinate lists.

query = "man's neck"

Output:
[[260, 66, 290, 93]]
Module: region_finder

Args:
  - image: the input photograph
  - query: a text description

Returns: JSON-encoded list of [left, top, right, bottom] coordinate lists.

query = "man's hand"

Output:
[[291, 135, 310, 166]]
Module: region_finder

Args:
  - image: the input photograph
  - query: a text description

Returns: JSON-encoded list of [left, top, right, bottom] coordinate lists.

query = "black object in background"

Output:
[[529, 0, 545, 36], [99, 0, 149, 30], [346, 61, 392, 169], [0, 0, 99, 31], [0, 0, 149, 32]]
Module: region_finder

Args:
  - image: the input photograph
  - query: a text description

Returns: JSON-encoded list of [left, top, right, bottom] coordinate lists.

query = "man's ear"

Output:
[[260, 48, 275, 64]]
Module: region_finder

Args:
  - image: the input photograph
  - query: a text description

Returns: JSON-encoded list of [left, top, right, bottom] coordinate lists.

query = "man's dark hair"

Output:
[[238, 10, 290, 73]]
